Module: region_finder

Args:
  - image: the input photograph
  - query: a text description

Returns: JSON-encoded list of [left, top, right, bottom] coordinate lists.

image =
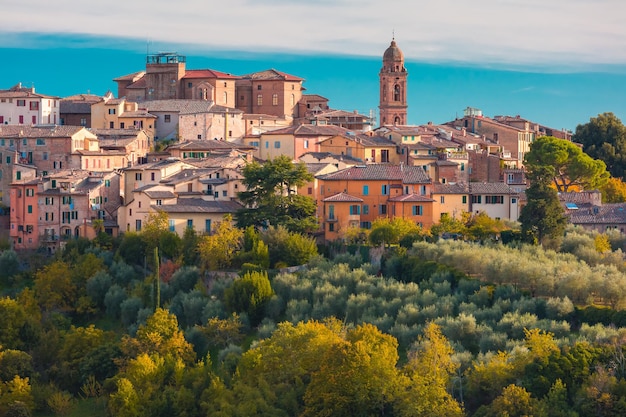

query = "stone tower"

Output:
[[379, 38, 408, 126]]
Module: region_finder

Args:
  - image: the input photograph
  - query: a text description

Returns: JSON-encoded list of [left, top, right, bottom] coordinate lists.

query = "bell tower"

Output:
[[379, 38, 408, 126]]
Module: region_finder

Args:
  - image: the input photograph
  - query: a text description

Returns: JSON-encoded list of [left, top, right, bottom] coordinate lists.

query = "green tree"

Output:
[[224, 271, 274, 326], [33, 261, 76, 314], [0, 250, 20, 286], [395, 322, 464, 417], [121, 308, 195, 364], [519, 165, 567, 245], [430, 213, 468, 239], [236, 155, 317, 233], [476, 384, 542, 417], [198, 214, 243, 271], [524, 135, 609, 192], [465, 211, 508, 242], [574, 112, 626, 179], [260, 226, 318, 267]]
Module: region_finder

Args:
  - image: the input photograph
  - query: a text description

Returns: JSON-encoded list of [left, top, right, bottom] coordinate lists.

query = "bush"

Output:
[[224, 271, 274, 326]]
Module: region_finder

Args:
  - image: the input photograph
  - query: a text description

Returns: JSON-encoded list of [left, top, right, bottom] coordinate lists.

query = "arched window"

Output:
[[291, 94, 295, 106], [394, 84, 401, 101], [223, 91, 228, 104], [382, 86, 387, 102]]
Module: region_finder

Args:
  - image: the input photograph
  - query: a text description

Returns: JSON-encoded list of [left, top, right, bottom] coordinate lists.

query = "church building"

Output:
[[379, 38, 408, 126]]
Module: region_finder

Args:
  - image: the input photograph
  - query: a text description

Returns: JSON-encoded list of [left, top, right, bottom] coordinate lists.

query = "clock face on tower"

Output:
[[379, 38, 408, 126]]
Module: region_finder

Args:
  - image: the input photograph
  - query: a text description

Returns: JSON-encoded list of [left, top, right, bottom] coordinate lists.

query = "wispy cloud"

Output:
[[2, 0, 626, 69]]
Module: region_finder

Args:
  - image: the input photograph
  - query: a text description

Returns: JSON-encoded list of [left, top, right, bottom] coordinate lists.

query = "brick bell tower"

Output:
[[379, 38, 408, 126]]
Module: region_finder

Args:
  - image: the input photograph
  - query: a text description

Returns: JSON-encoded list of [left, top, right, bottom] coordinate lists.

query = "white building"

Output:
[[0, 83, 60, 126]]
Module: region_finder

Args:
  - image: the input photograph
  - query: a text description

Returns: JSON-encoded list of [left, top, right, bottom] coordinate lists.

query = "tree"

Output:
[[236, 155, 318, 233], [519, 165, 567, 245], [395, 322, 464, 417], [260, 226, 318, 268], [429, 213, 467, 240], [198, 214, 243, 271], [524, 135, 609, 192], [224, 271, 274, 326], [369, 217, 425, 248], [465, 211, 508, 242], [599, 176, 626, 203], [574, 112, 626, 179]]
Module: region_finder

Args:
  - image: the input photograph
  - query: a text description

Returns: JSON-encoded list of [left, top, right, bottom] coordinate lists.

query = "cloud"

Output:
[[2, 0, 626, 69]]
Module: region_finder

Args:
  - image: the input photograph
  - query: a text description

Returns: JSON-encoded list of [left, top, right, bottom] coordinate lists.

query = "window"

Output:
[[360, 221, 372, 229], [187, 219, 193, 229], [16, 171, 21, 180], [156, 199, 162, 206], [461, 162, 465, 171], [80, 118, 86, 126], [329, 223, 335, 232], [26, 188, 34, 197], [307, 187, 312, 195], [272, 94, 278, 106], [462, 195, 467, 204], [440, 196, 445, 204], [349, 205, 360, 215], [222, 190, 227, 197], [379, 204, 387, 215], [304, 140, 308, 149], [363, 204, 369, 214], [151, 172, 155, 181], [381, 185, 389, 195], [265, 141, 269, 149], [105, 179, 110, 187], [412, 205, 423, 216], [136, 219, 142, 231], [120, 122, 125, 129], [32, 115, 37, 124], [420, 185, 427, 195], [328, 205, 335, 220], [205, 219, 212, 233], [485, 195, 504, 204], [27, 205, 32, 214], [109, 121, 114, 128], [257, 85, 262, 90], [43, 152, 48, 160], [5, 156, 9, 164], [257, 94, 263, 106], [17, 100, 25, 107], [274, 141, 281, 149], [187, 82, 193, 88], [108, 108, 116, 115], [36, 138, 45, 145], [512, 198, 517, 204], [51, 179, 56, 188], [362, 185, 369, 195], [471, 195, 482, 204], [30, 101, 39, 110], [135, 173, 142, 181], [169, 219, 175, 232], [164, 115, 171, 123]]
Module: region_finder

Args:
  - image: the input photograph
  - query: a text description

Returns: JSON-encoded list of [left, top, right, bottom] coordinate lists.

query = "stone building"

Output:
[[379, 39, 408, 126]]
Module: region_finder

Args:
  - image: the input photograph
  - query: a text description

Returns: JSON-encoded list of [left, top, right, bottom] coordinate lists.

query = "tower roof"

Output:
[[383, 39, 404, 62]]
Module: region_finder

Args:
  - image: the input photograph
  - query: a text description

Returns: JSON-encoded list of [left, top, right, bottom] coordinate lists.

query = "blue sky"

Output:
[[1, 0, 625, 130]]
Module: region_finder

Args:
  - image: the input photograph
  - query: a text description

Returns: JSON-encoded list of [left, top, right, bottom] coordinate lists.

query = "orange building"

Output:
[[318, 164, 432, 241], [318, 133, 398, 164]]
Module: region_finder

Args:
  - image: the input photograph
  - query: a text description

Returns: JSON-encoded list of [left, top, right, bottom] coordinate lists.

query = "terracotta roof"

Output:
[[318, 164, 430, 184], [568, 204, 626, 225], [154, 198, 243, 213], [240, 69, 303, 82], [113, 71, 145, 82], [0, 125, 90, 138], [323, 192, 363, 203], [144, 190, 176, 199], [299, 151, 363, 164], [388, 193, 434, 202], [183, 69, 239, 79], [469, 183, 517, 194], [118, 110, 157, 118], [433, 183, 469, 194], [264, 124, 351, 136], [167, 139, 254, 152], [302, 94, 329, 101]]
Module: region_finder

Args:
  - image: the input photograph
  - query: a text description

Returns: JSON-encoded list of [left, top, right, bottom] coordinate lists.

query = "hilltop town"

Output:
[[0, 39, 616, 252]]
